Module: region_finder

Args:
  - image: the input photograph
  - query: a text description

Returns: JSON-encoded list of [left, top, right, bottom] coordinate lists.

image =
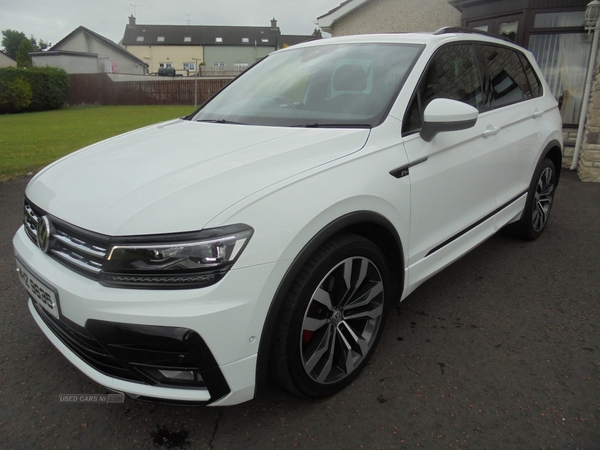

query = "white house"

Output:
[[0, 50, 17, 68], [32, 26, 147, 75]]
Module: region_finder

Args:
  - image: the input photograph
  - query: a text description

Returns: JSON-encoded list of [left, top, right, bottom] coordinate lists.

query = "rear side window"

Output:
[[403, 44, 483, 135], [517, 52, 542, 98], [480, 45, 531, 108]]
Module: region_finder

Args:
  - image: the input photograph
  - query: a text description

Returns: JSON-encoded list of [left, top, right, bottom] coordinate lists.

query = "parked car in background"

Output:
[[14, 28, 562, 406], [157, 67, 176, 77]]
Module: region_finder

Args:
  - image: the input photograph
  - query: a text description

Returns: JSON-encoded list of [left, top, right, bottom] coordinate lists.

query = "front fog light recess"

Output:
[[158, 369, 198, 382]]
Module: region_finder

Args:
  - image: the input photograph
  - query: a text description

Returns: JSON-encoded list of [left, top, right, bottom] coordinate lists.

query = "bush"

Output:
[[0, 66, 70, 114], [25, 67, 71, 112], [0, 70, 33, 114]]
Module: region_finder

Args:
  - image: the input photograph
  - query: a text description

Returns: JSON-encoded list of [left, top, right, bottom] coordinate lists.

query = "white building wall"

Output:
[[32, 54, 98, 74], [0, 52, 16, 67]]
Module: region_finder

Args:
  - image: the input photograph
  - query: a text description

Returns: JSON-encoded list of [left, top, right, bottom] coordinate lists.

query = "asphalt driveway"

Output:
[[0, 171, 598, 449]]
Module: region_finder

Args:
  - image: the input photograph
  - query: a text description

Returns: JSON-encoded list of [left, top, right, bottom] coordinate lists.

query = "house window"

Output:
[[234, 63, 249, 72], [213, 63, 225, 71], [261, 38, 269, 43], [498, 21, 518, 42], [184, 36, 192, 42], [183, 62, 196, 71], [242, 38, 250, 44], [528, 10, 588, 125], [534, 11, 585, 28], [159, 62, 174, 69], [136, 36, 144, 42], [215, 37, 223, 43], [157, 36, 165, 42]]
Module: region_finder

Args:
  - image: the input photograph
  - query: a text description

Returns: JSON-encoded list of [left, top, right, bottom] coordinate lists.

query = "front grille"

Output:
[[24, 198, 109, 280]]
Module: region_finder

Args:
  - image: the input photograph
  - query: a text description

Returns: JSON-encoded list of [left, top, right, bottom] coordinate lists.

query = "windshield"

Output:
[[192, 43, 423, 128]]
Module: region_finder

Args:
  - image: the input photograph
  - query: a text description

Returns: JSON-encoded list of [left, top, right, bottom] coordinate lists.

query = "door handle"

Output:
[[533, 109, 543, 118], [483, 125, 500, 138]]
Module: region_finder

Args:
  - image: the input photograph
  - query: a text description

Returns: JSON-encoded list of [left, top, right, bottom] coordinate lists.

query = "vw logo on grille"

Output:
[[37, 216, 53, 253]]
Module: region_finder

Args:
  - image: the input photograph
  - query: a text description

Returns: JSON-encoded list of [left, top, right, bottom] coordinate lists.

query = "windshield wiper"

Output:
[[196, 119, 247, 125], [299, 123, 372, 129]]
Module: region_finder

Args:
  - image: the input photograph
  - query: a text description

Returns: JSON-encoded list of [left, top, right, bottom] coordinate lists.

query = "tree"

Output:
[[312, 28, 323, 39], [16, 39, 33, 68], [30, 36, 51, 52], [1, 29, 27, 60], [2, 30, 50, 61]]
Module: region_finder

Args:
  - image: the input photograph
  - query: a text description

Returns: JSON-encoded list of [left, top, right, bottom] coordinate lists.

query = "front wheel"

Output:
[[270, 234, 390, 398], [509, 158, 557, 240]]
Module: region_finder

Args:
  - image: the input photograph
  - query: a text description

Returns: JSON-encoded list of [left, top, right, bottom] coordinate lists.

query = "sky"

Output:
[[0, 0, 341, 48]]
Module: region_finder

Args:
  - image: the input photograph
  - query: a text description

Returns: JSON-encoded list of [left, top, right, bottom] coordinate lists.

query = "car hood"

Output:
[[26, 120, 370, 236]]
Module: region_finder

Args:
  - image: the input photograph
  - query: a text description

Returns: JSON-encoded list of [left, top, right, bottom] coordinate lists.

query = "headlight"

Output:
[[99, 224, 253, 289]]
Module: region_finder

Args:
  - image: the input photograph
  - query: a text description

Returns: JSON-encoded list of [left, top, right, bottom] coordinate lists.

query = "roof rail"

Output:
[[433, 26, 512, 43]]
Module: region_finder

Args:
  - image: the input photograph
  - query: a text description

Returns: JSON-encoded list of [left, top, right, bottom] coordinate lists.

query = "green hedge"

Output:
[[0, 67, 70, 114]]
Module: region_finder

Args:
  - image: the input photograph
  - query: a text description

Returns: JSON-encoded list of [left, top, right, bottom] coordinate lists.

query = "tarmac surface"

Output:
[[0, 171, 599, 449]]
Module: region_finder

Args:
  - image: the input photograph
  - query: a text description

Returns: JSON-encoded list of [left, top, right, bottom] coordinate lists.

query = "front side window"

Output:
[[193, 43, 423, 128], [403, 44, 482, 134]]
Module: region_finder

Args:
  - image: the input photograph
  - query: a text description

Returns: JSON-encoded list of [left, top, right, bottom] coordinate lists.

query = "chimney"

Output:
[[128, 15, 136, 26], [270, 18, 278, 31]]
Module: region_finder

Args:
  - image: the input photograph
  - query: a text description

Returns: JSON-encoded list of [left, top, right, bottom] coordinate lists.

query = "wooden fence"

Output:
[[67, 74, 232, 107]]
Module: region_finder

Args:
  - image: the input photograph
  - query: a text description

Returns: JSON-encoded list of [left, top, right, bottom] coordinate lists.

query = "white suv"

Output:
[[13, 28, 562, 406]]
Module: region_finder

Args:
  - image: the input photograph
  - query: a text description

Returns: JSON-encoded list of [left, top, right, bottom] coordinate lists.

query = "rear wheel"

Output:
[[270, 234, 389, 398], [509, 158, 557, 240]]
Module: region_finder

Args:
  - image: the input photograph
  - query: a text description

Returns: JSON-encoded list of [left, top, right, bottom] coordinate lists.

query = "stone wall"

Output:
[[331, 0, 461, 36], [562, 129, 576, 169], [578, 46, 600, 182]]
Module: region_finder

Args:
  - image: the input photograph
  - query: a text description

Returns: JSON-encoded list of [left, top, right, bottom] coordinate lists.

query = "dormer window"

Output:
[[215, 37, 223, 43], [242, 37, 249, 43], [184, 36, 192, 42], [136, 36, 144, 42], [157, 36, 165, 42]]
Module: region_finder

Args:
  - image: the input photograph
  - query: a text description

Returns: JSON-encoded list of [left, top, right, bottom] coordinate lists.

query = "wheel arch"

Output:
[[254, 211, 404, 395], [540, 139, 563, 185]]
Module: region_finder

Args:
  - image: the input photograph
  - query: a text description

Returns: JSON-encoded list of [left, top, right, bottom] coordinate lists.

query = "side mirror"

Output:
[[420, 98, 478, 142]]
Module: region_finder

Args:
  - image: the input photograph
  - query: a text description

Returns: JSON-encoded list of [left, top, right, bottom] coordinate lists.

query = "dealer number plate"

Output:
[[16, 258, 60, 319]]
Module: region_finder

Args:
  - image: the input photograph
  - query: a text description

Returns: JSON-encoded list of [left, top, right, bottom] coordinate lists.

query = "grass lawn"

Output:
[[0, 105, 195, 181]]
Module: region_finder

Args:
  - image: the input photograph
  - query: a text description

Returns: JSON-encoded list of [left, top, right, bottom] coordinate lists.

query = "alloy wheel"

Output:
[[300, 256, 384, 384], [532, 166, 554, 232]]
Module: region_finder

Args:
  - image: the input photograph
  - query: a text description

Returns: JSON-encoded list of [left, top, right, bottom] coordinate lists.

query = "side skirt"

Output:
[[403, 192, 527, 299]]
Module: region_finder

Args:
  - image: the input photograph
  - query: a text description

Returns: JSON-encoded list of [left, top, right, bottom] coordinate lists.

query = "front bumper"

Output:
[[14, 226, 285, 406]]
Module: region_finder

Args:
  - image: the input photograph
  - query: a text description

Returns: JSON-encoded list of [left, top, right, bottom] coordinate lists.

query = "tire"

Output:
[[508, 158, 557, 240], [270, 233, 390, 398]]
